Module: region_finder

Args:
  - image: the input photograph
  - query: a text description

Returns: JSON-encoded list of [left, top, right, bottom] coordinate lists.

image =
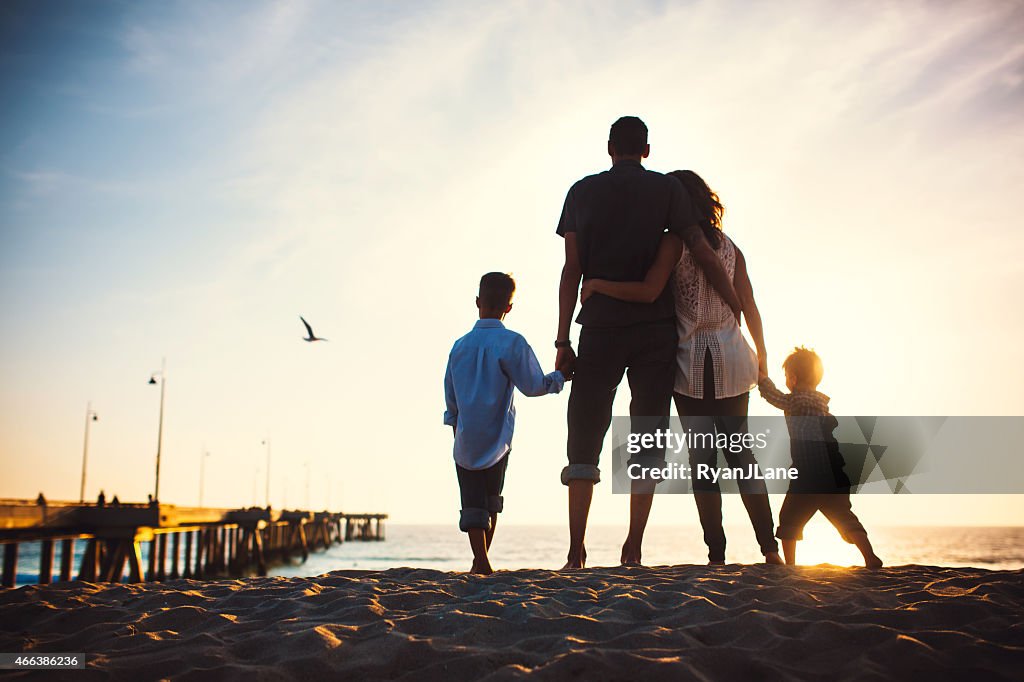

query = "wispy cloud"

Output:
[[4, 168, 142, 196], [1, 0, 1022, 520]]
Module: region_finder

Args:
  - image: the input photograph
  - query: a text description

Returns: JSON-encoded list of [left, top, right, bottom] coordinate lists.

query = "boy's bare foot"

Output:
[[470, 560, 494, 575], [467, 528, 492, 575], [765, 552, 785, 565], [782, 539, 797, 565], [849, 532, 882, 570]]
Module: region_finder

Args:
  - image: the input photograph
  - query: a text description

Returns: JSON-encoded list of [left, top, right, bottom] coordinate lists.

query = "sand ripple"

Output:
[[2, 564, 1022, 680]]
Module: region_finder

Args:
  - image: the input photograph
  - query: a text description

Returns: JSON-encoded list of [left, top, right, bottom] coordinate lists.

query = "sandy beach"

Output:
[[2, 564, 1022, 681]]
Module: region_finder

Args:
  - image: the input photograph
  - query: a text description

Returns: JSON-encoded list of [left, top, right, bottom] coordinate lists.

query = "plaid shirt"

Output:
[[758, 378, 851, 492], [757, 378, 831, 417]]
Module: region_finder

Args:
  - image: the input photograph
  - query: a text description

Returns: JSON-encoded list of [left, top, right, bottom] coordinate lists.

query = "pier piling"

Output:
[[0, 499, 387, 587]]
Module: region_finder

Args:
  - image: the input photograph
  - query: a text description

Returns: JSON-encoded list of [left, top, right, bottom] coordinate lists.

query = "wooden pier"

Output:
[[0, 499, 386, 587]]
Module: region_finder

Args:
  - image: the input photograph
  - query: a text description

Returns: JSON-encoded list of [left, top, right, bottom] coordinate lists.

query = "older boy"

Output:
[[443, 273, 565, 574]]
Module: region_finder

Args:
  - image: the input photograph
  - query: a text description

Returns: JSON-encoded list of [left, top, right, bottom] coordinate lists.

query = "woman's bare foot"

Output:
[[864, 554, 883, 570], [707, 560, 726, 566], [765, 552, 785, 565]]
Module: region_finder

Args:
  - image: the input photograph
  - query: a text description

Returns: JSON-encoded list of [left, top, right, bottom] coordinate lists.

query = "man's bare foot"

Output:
[[561, 547, 587, 570], [620, 539, 642, 566], [864, 554, 883, 570], [765, 552, 785, 565]]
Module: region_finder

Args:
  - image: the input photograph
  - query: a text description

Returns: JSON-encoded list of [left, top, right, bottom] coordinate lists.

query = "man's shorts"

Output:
[[455, 454, 509, 532], [562, 321, 676, 486]]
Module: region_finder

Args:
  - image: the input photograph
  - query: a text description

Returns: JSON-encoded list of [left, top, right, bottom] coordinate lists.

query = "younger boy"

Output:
[[758, 347, 882, 569], [443, 272, 565, 574]]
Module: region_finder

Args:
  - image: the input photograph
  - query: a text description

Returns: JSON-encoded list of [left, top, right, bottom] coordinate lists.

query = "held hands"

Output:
[[556, 346, 577, 381], [757, 351, 769, 383]]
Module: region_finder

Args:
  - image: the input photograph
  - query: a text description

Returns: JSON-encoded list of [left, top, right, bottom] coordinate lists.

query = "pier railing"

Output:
[[0, 499, 386, 587]]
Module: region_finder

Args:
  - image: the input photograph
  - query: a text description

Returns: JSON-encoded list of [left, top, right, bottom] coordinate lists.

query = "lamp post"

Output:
[[79, 402, 99, 503], [199, 448, 210, 507], [148, 358, 167, 503], [262, 438, 271, 508]]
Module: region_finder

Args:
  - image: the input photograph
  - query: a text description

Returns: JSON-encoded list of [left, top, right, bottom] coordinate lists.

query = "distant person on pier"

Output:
[[36, 493, 46, 506], [97, 490, 106, 507], [111, 495, 120, 506], [443, 272, 567, 575]]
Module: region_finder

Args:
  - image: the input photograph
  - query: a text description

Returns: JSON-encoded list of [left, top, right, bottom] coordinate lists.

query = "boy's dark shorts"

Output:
[[775, 492, 866, 542], [456, 454, 509, 532]]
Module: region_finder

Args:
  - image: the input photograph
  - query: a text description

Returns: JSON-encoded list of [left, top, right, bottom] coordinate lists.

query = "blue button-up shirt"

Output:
[[443, 319, 564, 470]]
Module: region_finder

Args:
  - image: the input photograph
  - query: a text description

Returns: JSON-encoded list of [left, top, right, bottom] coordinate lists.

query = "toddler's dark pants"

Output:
[[775, 492, 866, 542]]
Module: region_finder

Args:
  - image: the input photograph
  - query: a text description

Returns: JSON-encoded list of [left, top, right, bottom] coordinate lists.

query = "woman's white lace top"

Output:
[[671, 232, 758, 399]]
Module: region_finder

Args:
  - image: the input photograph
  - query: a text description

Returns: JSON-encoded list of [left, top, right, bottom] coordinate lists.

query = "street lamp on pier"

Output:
[[148, 358, 167, 502], [262, 438, 271, 508], [79, 402, 99, 503]]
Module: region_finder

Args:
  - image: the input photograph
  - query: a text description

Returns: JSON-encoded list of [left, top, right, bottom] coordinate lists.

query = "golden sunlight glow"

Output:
[[791, 516, 864, 567]]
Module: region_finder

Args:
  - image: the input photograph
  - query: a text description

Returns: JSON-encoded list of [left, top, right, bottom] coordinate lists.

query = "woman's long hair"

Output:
[[668, 170, 724, 249]]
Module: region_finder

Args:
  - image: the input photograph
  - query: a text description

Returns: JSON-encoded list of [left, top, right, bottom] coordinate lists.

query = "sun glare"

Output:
[[792, 516, 865, 567]]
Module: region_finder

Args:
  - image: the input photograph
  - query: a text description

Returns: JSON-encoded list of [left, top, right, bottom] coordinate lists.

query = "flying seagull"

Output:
[[300, 316, 328, 342]]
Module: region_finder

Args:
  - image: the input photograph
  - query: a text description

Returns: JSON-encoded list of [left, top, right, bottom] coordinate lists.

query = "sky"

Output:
[[1, 0, 1023, 531]]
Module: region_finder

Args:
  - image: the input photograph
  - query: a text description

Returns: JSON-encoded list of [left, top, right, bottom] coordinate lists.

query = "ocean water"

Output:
[[7, 524, 1023, 587], [272, 523, 1024, 577]]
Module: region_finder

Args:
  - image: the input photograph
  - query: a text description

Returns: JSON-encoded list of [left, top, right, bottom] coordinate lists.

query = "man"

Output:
[[555, 116, 743, 568]]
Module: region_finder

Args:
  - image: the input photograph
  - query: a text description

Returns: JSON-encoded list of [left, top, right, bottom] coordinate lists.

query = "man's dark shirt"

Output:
[[556, 160, 699, 328]]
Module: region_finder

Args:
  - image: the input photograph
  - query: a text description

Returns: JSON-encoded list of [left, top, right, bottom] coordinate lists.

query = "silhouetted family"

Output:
[[444, 116, 880, 574]]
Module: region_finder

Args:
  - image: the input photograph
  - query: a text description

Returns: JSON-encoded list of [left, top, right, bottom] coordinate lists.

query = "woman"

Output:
[[581, 170, 782, 565]]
